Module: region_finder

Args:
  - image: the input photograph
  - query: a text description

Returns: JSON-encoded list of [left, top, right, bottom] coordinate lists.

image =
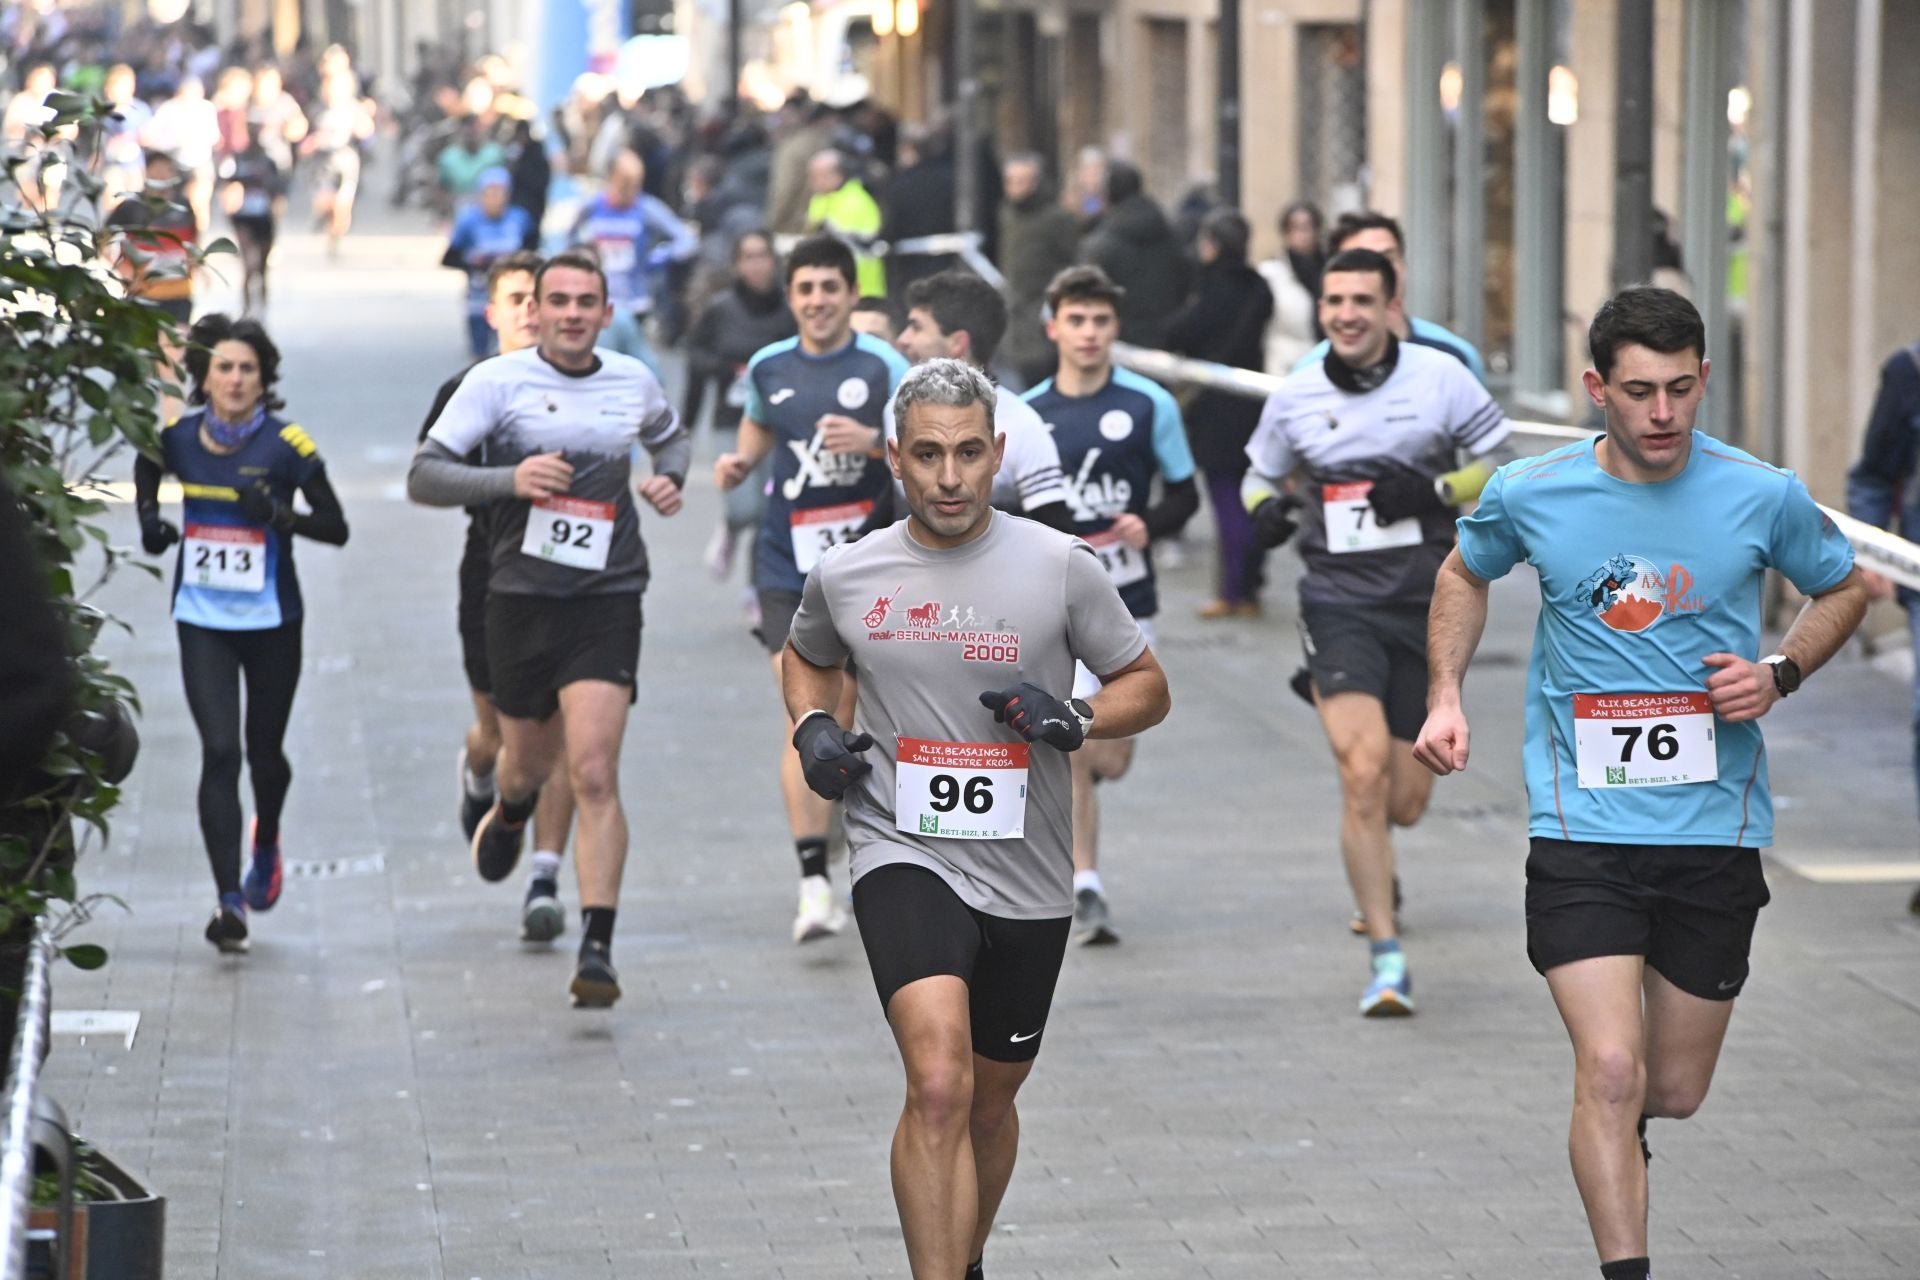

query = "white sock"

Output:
[[529, 851, 562, 884], [1073, 869, 1104, 897], [463, 764, 496, 800]]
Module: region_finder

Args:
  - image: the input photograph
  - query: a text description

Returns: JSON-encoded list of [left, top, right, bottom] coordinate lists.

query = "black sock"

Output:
[[796, 836, 828, 881], [500, 789, 539, 826], [965, 1259, 983, 1280], [582, 906, 616, 948], [1600, 1258, 1650, 1280]]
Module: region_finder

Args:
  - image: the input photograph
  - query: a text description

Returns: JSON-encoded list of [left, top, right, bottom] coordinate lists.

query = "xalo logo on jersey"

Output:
[[782, 434, 871, 498], [1581, 554, 1705, 633], [1064, 447, 1132, 522]]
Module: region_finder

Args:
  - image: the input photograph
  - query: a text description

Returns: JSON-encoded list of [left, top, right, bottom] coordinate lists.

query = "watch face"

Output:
[[1069, 698, 1095, 721]]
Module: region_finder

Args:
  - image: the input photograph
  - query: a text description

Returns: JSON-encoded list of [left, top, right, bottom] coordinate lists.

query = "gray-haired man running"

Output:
[[783, 358, 1171, 1279]]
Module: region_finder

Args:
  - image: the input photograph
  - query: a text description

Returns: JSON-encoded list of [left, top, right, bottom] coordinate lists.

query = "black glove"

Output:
[[792, 712, 874, 801], [139, 513, 180, 555], [978, 683, 1086, 751], [1250, 494, 1304, 549], [236, 480, 290, 531], [1366, 467, 1448, 525]]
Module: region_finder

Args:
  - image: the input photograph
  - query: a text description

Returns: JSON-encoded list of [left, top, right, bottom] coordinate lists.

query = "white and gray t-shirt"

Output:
[[420, 347, 688, 597], [884, 384, 1069, 513], [1245, 343, 1509, 606], [790, 513, 1145, 918]]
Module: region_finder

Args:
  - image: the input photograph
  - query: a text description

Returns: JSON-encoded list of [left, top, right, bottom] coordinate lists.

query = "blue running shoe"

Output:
[[243, 819, 282, 912], [1359, 948, 1414, 1017]]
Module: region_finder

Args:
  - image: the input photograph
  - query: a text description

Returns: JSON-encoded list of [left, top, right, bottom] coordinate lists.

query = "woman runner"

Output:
[[134, 315, 350, 952]]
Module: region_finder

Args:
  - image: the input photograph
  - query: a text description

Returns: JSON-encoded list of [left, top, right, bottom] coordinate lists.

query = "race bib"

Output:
[[520, 496, 614, 570], [595, 237, 636, 275], [1573, 692, 1719, 789], [1323, 482, 1422, 554], [1084, 528, 1149, 588], [182, 523, 267, 593], [790, 501, 872, 574], [895, 738, 1030, 840]]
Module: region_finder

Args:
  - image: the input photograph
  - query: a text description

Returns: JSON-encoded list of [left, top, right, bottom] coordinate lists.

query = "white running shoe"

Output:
[[792, 874, 848, 944], [703, 523, 737, 581]]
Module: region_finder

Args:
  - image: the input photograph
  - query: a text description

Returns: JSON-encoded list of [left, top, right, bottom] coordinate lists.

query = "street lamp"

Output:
[[895, 0, 919, 38]]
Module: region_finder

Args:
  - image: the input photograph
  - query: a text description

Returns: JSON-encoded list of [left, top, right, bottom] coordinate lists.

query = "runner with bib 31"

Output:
[[1414, 287, 1868, 1280]]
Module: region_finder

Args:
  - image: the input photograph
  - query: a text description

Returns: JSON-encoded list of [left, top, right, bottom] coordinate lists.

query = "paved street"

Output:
[[37, 207, 1920, 1279]]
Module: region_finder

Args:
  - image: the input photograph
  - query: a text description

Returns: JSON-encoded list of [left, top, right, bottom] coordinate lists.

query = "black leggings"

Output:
[[176, 622, 302, 897]]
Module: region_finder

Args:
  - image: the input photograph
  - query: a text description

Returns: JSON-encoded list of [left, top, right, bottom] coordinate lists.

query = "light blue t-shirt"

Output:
[[1457, 432, 1854, 848]]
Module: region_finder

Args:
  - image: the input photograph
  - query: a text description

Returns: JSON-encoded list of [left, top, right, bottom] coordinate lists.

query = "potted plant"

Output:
[[29, 1137, 166, 1280]]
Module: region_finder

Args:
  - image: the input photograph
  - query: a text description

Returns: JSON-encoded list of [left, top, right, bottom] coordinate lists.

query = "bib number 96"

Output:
[[895, 737, 1029, 840]]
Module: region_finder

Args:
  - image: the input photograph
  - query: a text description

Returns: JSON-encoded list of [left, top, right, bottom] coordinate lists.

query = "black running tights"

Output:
[[177, 622, 302, 897]]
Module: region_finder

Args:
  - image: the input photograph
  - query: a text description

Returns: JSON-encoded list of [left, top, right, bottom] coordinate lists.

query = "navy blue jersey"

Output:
[[1023, 367, 1195, 617], [160, 410, 325, 629], [745, 332, 909, 594]]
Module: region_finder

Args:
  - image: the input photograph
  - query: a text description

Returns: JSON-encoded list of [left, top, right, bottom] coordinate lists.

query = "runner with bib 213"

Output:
[[1414, 286, 1868, 1280]]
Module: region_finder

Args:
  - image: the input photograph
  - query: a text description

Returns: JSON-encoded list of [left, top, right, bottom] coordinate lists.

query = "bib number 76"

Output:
[[1610, 722, 1679, 762], [928, 774, 993, 814]]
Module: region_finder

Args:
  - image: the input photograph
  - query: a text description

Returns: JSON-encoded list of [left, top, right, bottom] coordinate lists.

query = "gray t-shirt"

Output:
[[790, 513, 1146, 918], [423, 347, 686, 597]]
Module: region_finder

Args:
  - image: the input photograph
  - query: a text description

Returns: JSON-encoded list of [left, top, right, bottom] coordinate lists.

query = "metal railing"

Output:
[[1110, 343, 1920, 594], [0, 918, 56, 1278]]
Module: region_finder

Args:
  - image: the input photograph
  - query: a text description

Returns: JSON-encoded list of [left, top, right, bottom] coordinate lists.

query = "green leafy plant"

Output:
[[30, 1140, 118, 1208], [1, 92, 230, 969]]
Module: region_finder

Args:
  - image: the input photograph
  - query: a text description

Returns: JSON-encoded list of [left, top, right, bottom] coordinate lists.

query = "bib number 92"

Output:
[[520, 496, 614, 570]]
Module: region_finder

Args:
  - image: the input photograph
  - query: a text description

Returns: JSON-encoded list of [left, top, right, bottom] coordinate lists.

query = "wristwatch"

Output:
[[1067, 697, 1096, 738], [1761, 654, 1802, 698]]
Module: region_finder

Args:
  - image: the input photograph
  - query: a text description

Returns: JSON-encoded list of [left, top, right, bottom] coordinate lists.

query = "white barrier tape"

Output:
[[1111, 343, 1920, 594]]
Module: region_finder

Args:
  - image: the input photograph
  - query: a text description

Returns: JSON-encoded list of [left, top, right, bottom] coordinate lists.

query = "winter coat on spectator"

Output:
[[997, 187, 1079, 385], [1078, 190, 1190, 349]]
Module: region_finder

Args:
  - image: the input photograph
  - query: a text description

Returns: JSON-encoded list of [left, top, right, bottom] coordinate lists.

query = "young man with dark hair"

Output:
[[784, 357, 1170, 1280], [714, 234, 910, 944], [1416, 286, 1868, 1280], [1244, 246, 1513, 1014], [1292, 210, 1485, 383], [408, 254, 690, 1007], [884, 269, 1071, 530], [416, 252, 581, 944], [1023, 265, 1199, 945]]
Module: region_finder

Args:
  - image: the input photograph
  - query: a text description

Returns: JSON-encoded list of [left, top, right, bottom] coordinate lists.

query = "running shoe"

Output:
[[521, 877, 565, 943], [1071, 887, 1120, 946], [243, 820, 283, 912], [792, 874, 848, 944], [570, 939, 621, 1008], [204, 897, 249, 954], [1288, 665, 1316, 707], [457, 748, 495, 842], [1348, 875, 1404, 935], [1359, 952, 1414, 1017], [470, 803, 527, 883], [703, 523, 737, 581]]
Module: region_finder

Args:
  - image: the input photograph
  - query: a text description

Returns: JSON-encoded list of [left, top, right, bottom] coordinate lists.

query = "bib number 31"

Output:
[[1573, 692, 1719, 789], [521, 496, 614, 570], [895, 737, 1030, 840]]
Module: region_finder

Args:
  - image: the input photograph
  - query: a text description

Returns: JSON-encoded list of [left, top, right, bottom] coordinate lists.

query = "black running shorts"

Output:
[[755, 587, 802, 656], [1525, 837, 1771, 1001], [1297, 600, 1430, 741], [486, 591, 641, 722], [457, 519, 491, 695], [852, 864, 1071, 1064]]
